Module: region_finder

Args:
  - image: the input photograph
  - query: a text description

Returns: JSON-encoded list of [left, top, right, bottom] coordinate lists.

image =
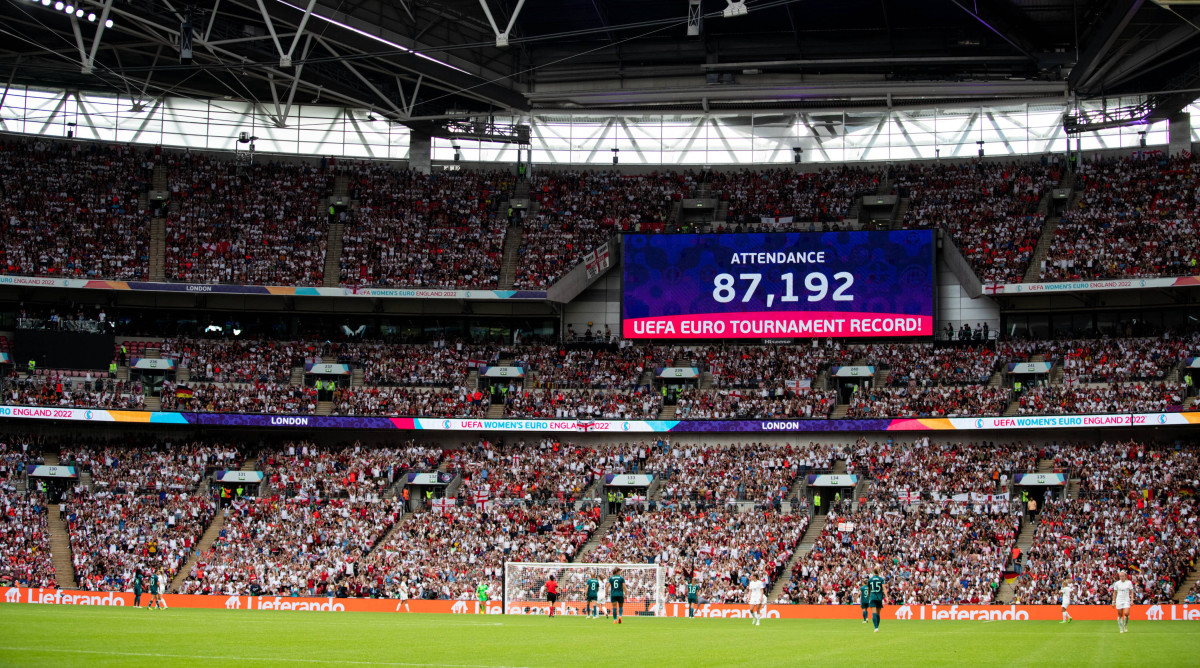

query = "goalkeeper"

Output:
[[476, 581, 489, 614]]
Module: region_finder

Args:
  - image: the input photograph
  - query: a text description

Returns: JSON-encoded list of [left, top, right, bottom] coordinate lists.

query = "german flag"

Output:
[[1003, 572, 1020, 585], [175, 386, 194, 399]]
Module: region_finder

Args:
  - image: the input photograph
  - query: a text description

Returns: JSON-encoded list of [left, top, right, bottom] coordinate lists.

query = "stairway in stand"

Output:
[[657, 404, 678, 420], [997, 518, 1040, 603], [322, 222, 345, 287], [364, 510, 409, 561], [316, 400, 333, 416], [149, 164, 168, 281], [170, 513, 225, 593], [572, 513, 617, 562], [289, 366, 305, 386], [766, 514, 826, 602], [829, 404, 849, 419], [487, 403, 505, 419], [1174, 564, 1200, 602], [498, 224, 524, 290], [149, 218, 167, 282], [42, 452, 76, 589]]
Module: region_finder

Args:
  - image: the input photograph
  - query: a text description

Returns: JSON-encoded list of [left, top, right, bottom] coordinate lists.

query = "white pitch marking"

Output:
[[0, 646, 535, 668]]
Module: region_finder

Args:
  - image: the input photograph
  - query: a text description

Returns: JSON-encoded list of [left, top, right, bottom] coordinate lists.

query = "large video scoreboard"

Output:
[[622, 231, 934, 340]]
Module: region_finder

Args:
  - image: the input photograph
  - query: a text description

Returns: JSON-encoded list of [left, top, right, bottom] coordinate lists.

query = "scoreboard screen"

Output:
[[621, 231, 934, 340]]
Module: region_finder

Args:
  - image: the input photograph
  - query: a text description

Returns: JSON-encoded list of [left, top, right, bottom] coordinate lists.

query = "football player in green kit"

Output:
[[868, 566, 887, 632], [859, 580, 870, 623], [607, 567, 626, 624], [585, 574, 601, 618], [476, 581, 489, 614], [686, 577, 700, 618]]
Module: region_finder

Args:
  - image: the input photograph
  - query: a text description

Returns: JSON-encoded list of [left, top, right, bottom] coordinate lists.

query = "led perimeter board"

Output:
[[622, 231, 934, 340]]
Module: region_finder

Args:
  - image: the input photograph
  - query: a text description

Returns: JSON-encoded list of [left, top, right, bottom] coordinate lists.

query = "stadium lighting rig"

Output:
[[31, 0, 114, 27]]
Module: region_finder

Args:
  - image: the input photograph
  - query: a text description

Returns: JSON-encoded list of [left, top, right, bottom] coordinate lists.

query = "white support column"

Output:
[[282, 0, 318, 67], [319, 37, 406, 119], [69, 17, 88, 73], [254, 0, 288, 66], [478, 0, 526, 47], [84, 0, 117, 75]]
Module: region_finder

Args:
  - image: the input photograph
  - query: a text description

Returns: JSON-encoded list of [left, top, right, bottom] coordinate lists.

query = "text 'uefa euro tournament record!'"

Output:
[[621, 231, 935, 340]]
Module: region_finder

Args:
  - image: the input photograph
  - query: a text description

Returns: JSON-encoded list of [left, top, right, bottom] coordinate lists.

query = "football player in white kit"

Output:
[[1059, 579, 1073, 623], [746, 572, 766, 626], [396, 578, 410, 612], [1111, 570, 1135, 633]]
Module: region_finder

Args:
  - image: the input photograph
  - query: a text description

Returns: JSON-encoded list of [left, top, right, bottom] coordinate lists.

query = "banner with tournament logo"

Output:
[[2, 588, 1196, 622]]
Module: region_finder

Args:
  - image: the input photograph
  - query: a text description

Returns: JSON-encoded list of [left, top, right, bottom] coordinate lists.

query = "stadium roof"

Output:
[[1, 0, 1198, 139]]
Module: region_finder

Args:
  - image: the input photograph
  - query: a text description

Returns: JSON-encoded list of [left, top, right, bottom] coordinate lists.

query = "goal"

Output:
[[503, 562, 665, 616]]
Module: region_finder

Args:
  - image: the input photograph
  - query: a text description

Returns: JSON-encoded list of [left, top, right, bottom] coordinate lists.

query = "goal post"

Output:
[[503, 562, 665, 616]]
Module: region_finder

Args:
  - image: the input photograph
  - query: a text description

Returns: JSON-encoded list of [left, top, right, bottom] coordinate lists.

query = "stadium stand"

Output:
[[0, 137, 150, 280], [340, 165, 512, 289], [1041, 154, 1200, 281], [1012, 442, 1200, 604], [163, 153, 328, 286]]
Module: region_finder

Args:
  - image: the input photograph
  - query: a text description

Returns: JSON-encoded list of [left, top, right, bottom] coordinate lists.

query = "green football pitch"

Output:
[[1, 605, 1197, 668]]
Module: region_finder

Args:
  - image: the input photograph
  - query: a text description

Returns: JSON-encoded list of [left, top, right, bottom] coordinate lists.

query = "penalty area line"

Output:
[[0, 646, 534, 668]]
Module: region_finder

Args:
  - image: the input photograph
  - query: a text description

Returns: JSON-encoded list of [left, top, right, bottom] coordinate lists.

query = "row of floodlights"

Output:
[[31, 0, 115, 27]]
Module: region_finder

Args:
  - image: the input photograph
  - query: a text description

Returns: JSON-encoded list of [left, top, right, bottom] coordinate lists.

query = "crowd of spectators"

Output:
[[361, 504, 597, 600], [778, 502, 1018, 605], [159, 381, 316, 414], [178, 496, 403, 596], [0, 435, 44, 488], [846, 386, 1010, 418], [258, 441, 439, 499], [651, 442, 805, 507], [584, 507, 807, 604], [676, 389, 837, 419], [329, 386, 486, 417], [0, 137, 150, 280], [895, 160, 1057, 283], [1016, 382, 1185, 415], [1041, 153, 1200, 281], [61, 441, 241, 494], [1057, 337, 1191, 383], [705, 345, 830, 388], [166, 338, 299, 383], [340, 165, 511, 288], [444, 438, 603, 504], [164, 153, 328, 285], [2, 374, 144, 410], [66, 490, 216, 592], [716, 166, 880, 227], [877, 344, 999, 386], [0, 490, 56, 587], [1010, 441, 1200, 604], [521, 346, 647, 390], [516, 171, 678, 288], [502, 388, 661, 419], [853, 436, 1038, 501]]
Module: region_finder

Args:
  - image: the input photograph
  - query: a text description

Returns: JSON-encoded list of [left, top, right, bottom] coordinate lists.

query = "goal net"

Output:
[[503, 562, 665, 616]]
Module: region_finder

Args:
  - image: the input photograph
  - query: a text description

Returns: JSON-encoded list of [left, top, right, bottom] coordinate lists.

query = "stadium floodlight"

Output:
[[723, 0, 748, 18], [105, 18, 113, 27], [87, 12, 95, 21], [75, 8, 83, 16], [504, 562, 665, 617], [54, 1, 63, 9], [40, 0, 50, 6], [64, 4, 73, 13]]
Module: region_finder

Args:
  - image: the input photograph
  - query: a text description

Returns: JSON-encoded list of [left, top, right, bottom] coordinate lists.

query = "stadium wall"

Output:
[[2, 588, 1195, 622]]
